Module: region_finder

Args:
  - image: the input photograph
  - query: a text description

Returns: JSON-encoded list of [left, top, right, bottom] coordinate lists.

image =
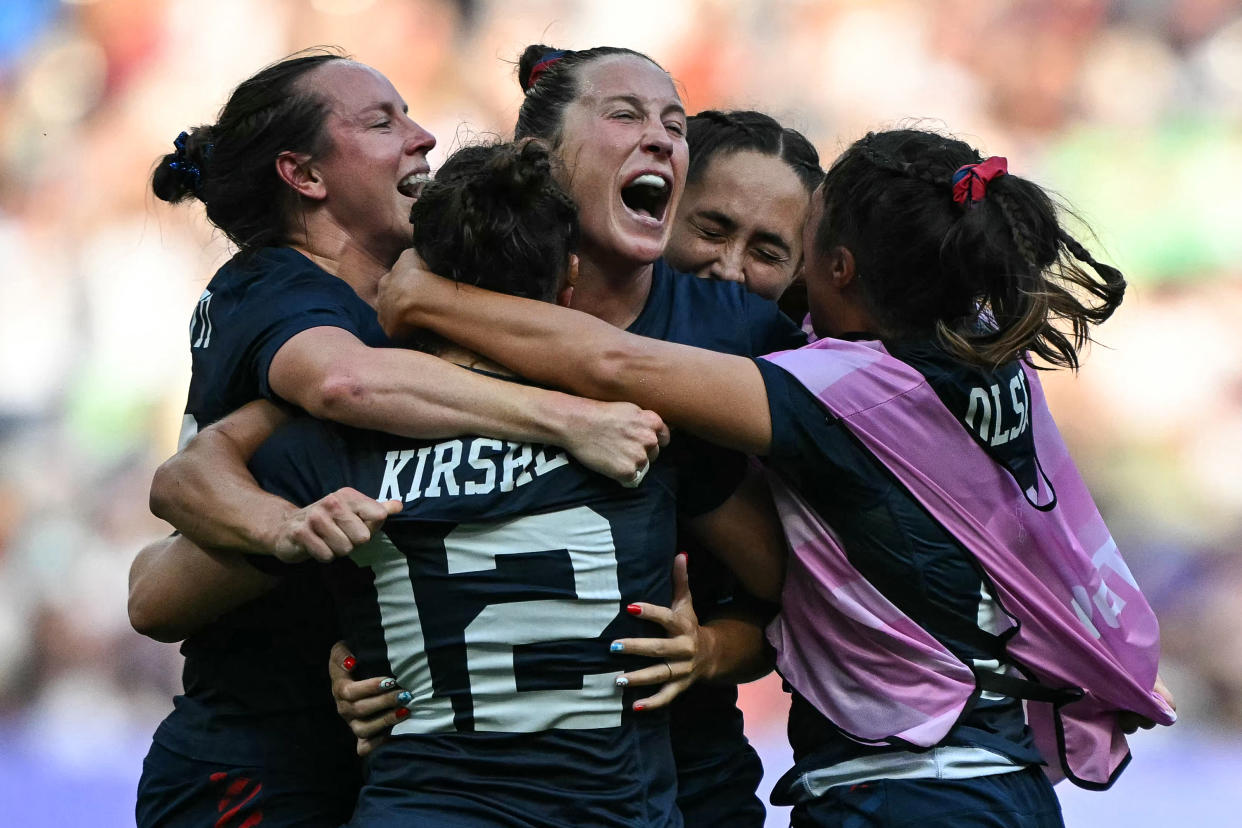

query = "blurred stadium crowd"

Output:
[[1, 1, 1240, 825]]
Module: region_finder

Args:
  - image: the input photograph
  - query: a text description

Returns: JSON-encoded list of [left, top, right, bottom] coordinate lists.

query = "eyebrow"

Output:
[[599, 94, 686, 118], [697, 209, 793, 253], [357, 101, 409, 117]]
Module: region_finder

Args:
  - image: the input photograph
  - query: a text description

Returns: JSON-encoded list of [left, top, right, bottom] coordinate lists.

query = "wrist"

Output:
[[247, 499, 300, 556], [536, 391, 596, 450], [696, 624, 723, 682]]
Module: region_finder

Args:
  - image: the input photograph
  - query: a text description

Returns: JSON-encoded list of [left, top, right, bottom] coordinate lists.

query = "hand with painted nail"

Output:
[[328, 640, 407, 756], [271, 487, 402, 563], [609, 554, 701, 711]]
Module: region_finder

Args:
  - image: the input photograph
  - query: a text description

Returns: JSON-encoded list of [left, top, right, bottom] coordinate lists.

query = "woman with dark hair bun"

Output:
[[667, 110, 822, 300], [383, 127, 1178, 828], [130, 51, 666, 828]]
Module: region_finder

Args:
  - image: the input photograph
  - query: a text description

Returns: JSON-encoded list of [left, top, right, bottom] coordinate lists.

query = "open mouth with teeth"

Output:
[[398, 172, 432, 200], [620, 174, 670, 222]]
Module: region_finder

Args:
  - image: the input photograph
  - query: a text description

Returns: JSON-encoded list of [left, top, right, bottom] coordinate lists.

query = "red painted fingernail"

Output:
[[342, 656, 357, 671], [633, 703, 646, 711], [395, 707, 410, 719], [626, 604, 642, 616]]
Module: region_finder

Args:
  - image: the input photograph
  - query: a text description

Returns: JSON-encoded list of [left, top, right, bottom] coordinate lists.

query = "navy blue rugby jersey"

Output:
[[753, 349, 1044, 789], [636, 261, 803, 826], [152, 246, 387, 771], [247, 394, 744, 827]]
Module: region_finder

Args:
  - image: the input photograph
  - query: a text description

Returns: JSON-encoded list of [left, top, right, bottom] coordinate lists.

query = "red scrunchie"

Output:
[[952, 156, 1008, 206], [527, 50, 567, 90]]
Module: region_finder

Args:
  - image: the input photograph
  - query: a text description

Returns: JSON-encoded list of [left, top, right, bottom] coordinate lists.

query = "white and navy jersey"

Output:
[[248, 392, 745, 827], [754, 342, 1043, 797], [153, 247, 387, 773]]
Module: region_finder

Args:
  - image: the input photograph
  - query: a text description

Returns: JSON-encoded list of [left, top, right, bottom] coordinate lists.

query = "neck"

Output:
[[287, 218, 398, 308], [569, 247, 655, 329]]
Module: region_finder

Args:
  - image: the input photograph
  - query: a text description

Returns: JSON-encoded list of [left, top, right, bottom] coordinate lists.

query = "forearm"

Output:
[[128, 535, 276, 642], [384, 270, 770, 454], [309, 344, 604, 448], [698, 618, 773, 684], [150, 402, 297, 554], [385, 272, 634, 400]]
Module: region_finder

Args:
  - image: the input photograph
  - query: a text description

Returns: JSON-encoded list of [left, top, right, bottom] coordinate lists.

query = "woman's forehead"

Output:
[[573, 55, 680, 107]]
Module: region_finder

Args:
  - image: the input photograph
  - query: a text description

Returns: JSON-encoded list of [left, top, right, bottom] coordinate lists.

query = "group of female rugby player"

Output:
[[128, 44, 1175, 828]]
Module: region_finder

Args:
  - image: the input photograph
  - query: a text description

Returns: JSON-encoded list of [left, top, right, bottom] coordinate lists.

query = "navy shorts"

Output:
[[674, 738, 765, 828], [790, 767, 1064, 828], [136, 741, 360, 828]]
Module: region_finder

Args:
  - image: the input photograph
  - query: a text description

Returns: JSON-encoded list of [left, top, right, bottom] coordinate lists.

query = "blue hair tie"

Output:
[[168, 130, 209, 195]]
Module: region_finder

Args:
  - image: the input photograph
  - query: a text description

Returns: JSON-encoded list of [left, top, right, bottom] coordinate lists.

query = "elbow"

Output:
[[589, 342, 648, 401], [127, 590, 185, 644], [309, 370, 374, 423], [148, 459, 179, 523]]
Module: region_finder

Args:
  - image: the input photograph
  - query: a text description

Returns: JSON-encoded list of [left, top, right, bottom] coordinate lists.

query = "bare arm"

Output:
[[269, 326, 665, 478], [684, 467, 788, 603], [697, 617, 773, 685], [152, 337, 667, 555], [379, 252, 773, 456], [128, 535, 277, 643]]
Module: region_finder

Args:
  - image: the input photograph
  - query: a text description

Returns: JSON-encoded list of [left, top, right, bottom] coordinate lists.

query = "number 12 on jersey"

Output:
[[350, 506, 626, 734]]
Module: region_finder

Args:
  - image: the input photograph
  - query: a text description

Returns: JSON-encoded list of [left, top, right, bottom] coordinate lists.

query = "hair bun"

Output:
[[152, 126, 215, 204], [518, 44, 565, 92]]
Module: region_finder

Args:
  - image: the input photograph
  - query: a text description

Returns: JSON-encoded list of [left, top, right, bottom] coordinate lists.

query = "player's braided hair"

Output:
[[687, 110, 823, 193], [409, 139, 579, 304], [514, 44, 666, 145], [816, 128, 1125, 370], [152, 48, 346, 254]]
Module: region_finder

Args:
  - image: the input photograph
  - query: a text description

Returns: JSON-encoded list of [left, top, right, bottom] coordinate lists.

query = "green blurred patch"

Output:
[[1043, 119, 1242, 284]]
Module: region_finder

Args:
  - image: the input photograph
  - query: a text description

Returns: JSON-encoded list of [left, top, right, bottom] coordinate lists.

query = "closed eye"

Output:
[[754, 247, 789, 264]]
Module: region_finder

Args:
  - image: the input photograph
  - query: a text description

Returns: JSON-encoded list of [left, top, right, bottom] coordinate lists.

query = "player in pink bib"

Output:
[[379, 128, 1176, 827]]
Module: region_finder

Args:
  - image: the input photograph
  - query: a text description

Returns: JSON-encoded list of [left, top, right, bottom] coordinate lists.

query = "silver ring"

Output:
[[664, 661, 673, 681]]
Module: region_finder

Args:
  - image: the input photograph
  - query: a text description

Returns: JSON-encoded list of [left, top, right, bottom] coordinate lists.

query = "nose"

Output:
[[641, 121, 675, 158], [403, 118, 436, 155], [708, 243, 745, 286]]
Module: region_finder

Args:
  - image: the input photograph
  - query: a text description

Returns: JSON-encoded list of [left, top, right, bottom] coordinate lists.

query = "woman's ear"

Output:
[[556, 253, 579, 307], [828, 246, 857, 289], [275, 151, 327, 201]]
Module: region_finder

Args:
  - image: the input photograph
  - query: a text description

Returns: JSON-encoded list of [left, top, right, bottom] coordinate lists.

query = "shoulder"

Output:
[[208, 248, 356, 303]]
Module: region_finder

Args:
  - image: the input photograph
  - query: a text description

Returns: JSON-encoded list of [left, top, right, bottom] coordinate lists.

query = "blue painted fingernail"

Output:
[[396, 690, 413, 705], [610, 642, 625, 653], [615, 676, 629, 687], [379, 678, 398, 691]]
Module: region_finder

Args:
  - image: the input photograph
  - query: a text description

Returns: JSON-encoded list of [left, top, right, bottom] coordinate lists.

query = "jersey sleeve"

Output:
[[247, 273, 379, 401], [742, 292, 808, 357]]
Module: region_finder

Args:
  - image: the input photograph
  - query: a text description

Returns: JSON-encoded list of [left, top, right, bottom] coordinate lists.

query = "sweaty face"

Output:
[[555, 55, 688, 268], [665, 150, 810, 301], [306, 61, 436, 265]]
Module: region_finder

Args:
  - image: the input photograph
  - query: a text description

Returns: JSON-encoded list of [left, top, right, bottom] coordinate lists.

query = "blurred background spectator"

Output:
[[1, 1, 1238, 824]]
